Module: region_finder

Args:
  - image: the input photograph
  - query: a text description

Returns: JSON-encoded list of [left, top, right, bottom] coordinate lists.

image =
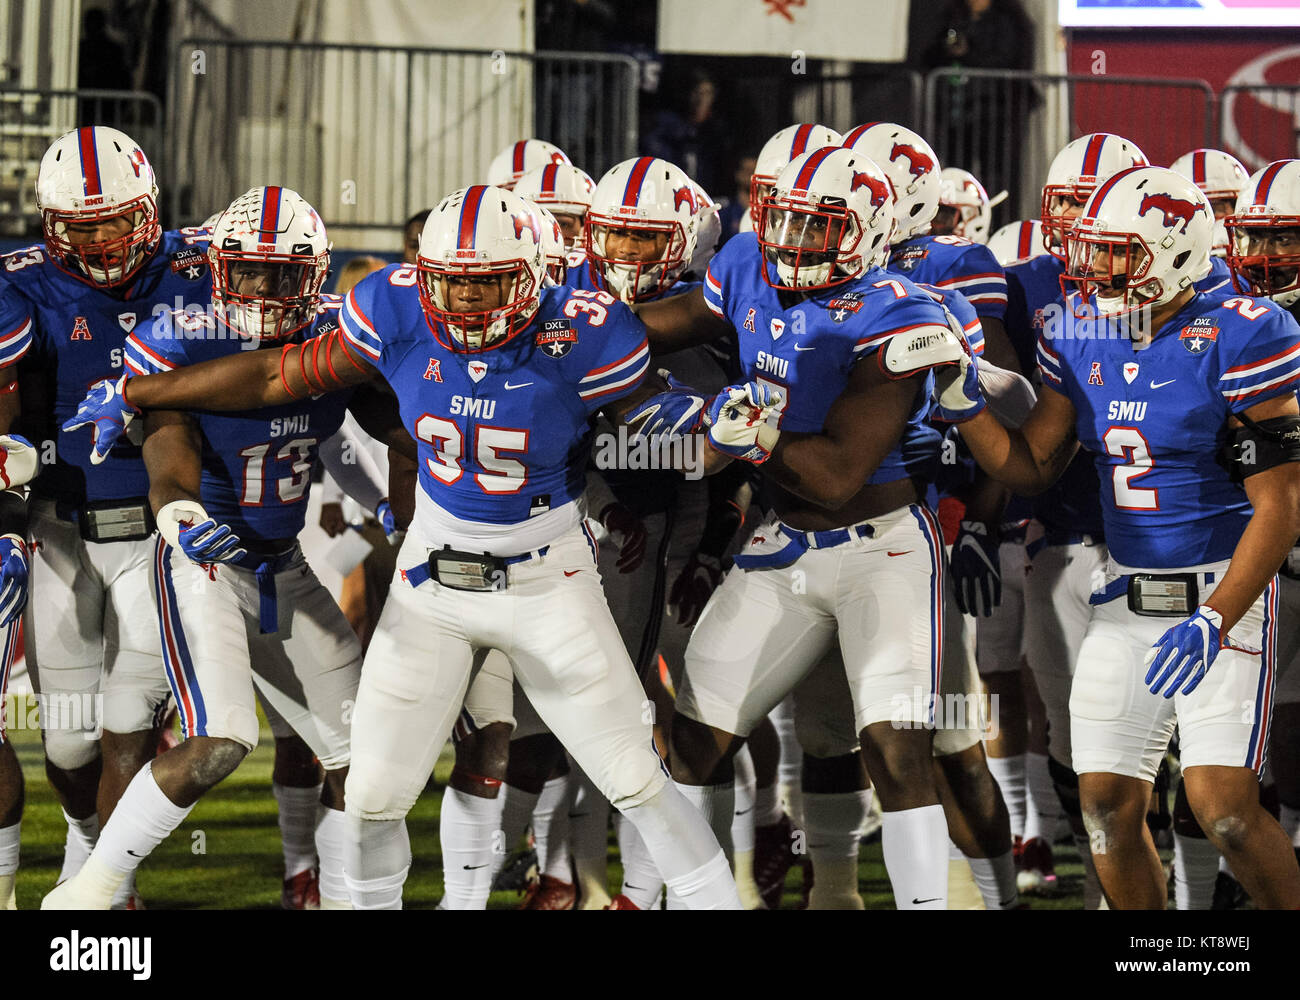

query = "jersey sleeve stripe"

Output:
[[582, 340, 649, 381], [931, 272, 1006, 287], [705, 269, 721, 294], [578, 350, 649, 401], [705, 296, 724, 317], [341, 290, 382, 360], [125, 337, 176, 374], [0, 319, 32, 365], [1222, 368, 1300, 401], [0, 316, 31, 343], [965, 292, 1008, 304], [1221, 341, 1300, 380], [124, 356, 151, 376]]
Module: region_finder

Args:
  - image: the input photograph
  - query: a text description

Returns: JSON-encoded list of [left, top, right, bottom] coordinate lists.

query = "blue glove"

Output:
[[61, 374, 140, 464], [930, 327, 986, 424], [704, 382, 782, 464], [951, 521, 1001, 617], [177, 518, 246, 565], [0, 534, 28, 627], [1143, 605, 1224, 698], [625, 372, 706, 443], [376, 499, 397, 536]]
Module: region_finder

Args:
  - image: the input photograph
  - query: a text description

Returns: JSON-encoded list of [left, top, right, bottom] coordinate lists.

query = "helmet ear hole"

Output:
[[1173, 250, 1190, 270]]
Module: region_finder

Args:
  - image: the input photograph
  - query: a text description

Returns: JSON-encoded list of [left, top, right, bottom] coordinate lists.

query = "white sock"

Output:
[[772, 699, 803, 827], [272, 781, 321, 879], [494, 783, 539, 879], [109, 870, 139, 909], [731, 745, 757, 855], [615, 814, 663, 909], [754, 782, 782, 828], [0, 820, 17, 909], [315, 806, 349, 906], [622, 782, 741, 909], [94, 762, 194, 875], [58, 808, 99, 883], [967, 851, 1019, 909], [986, 754, 1027, 842], [803, 790, 869, 909], [345, 816, 410, 909], [881, 804, 948, 910], [568, 767, 613, 906], [534, 776, 572, 881], [673, 781, 734, 857], [1280, 804, 1300, 849], [1174, 833, 1220, 910], [438, 788, 504, 909], [1023, 752, 1057, 843]]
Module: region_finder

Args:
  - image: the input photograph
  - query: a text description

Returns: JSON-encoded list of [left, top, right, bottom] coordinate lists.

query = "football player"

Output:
[[949, 164, 1300, 909], [43, 186, 397, 910], [933, 167, 996, 244], [0, 127, 212, 908], [744, 123, 843, 234], [988, 220, 1048, 267], [513, 163, 596, 249], [1171, 148, 1250, 263], [59, 185, 748, 910], [486, 139, 572, 191]]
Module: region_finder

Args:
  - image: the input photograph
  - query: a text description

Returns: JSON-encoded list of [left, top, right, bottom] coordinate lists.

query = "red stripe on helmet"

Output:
[[1080, 134, 1107, 177], [1088, 165, 1144, 216], [1256, 160, 1288, 206], [621, 157, 655, 207], [78, 127, 102, 197], [790, 124, 815, 158], [842, 122, 881, 148], [793, 146, 837, 191], [541, 163, 559, 194], [512, 142, 527, 175], [458, 185, 488, 250], [259, 186, 282, 243], [1017, 222, 1033, 259], [1192, 150, 1207, 187]]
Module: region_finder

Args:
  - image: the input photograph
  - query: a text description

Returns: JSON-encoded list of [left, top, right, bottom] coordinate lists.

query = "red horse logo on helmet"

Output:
[[673, 186, 699, 214], [851, 170, 890, 207], [890, 142, 934, 180], [1138, 193, 1200, 234], [512, 211, 541, 244]]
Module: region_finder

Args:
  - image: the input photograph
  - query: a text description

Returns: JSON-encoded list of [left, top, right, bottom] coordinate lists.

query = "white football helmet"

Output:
[[687, 181, 721, 277], [535, 205, 568, 285], [759, 145, 895, 290], [418, 185, 546, 352], [841, 122, 940, 241], [936, 167, 992, 243], [585, 157, 700, 303], [208, 186, 331, 341], [1225, 159, 1300, 308], [36, 126, 161, 288], [1064, 165, 1213, 318], [1170, 148, 1250, 256], [750, 123, 842, 231], [1041, 133, 1148, 261], [987, 220, 1049, 266], [513, 163, 596, 248], [486, 139, 572, 191]]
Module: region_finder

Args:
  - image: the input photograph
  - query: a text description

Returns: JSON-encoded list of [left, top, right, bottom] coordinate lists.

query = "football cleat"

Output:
[[111, 892, 147, 911], [41, 871, 111, 910], [1015, 836, 1058, 895], [518, 874, 577, 910], [753, 812, 799, 910], [281, 868, 321, 910], [1211, 871, 1251, 911], [604, 893, 641, 910], [491, 846, 539, 893]]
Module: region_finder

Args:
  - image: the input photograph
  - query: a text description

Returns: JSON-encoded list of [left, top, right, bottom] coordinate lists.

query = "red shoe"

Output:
[[1016, 837, 1058, 895], [282, 868, 321, 910], [519, 874, 577, 910], [753, 812, 798, 910], [604, 893, 641, 910]]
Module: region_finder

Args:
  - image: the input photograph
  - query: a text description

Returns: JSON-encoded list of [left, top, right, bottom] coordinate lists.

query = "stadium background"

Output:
[[1, 0, 1299, 908]]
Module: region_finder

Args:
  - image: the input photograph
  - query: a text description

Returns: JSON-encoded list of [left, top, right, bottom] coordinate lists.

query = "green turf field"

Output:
[[7, 697, 1100, 910]]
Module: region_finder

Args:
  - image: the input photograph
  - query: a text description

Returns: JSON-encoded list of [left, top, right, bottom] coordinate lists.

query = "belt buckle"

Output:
[[430, 547, 509, 592], [1127, 573, 1198, 617]]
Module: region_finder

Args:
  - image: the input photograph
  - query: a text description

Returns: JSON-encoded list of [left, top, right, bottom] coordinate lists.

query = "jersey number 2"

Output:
[[1103, 426, 1158, 511]]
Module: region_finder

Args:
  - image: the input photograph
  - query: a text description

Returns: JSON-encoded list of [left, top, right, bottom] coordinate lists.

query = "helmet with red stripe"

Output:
[[841, 122, 940, 241], [584, 157, 700, 303], [418, 185, 546, 352], [487, 139, 572, 191], [1041, 133, 1148, 262], [749, 123, 842, 232], [1170, 148, 1249, 256], [535, 206, 569, 285], [1225, 159, 1300, 308], [36, 126, 161, 288], [1063, 165, 1212, 318], [936, 167, 992, 243], [207, 187, 331, 341], [513, 163, 596, 248], [987, 219, 1048, 266], [757, 145, 895, 291]]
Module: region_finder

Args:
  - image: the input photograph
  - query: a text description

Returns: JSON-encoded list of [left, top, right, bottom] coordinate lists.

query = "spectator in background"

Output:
[[642, 69, 732, 196], [919, 0, 1036, 223], [718, 154, 756, 245]]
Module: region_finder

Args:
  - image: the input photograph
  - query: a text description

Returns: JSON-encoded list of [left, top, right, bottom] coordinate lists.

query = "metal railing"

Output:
[[924, 68, 1215, 227], [0, 88, 164, 236], [1218, 84, 1300, 173], [798, 68, 924, 136], [167, 39, 639, 234]]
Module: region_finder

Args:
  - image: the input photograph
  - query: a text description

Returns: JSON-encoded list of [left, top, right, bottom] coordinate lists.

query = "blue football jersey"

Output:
[[1005, 253, 1107, 538], [703, 232, 946, 487], [1038, 289, 1300, 568], [339, 266, 649, 529], [1197, 255, 1233, 295], [888, 234, 1008, 321], [0, 229, 212, 504], [124, 296, 352, 545]]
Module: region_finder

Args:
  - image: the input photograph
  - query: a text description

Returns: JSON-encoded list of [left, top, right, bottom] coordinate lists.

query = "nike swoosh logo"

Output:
[[957, 536, 998, 574], [126, 849, 145, 858], [912, 896, 941, 905], [564, 570, 581, 577], [623, 883, 645, 891], [887, 550, 912, 557], [504, 381, 533, 390], [1149, 379, 1176, 389], [463, 863, 489, 870], [734, 807, 753, 816], [793, 344, 815, 352]]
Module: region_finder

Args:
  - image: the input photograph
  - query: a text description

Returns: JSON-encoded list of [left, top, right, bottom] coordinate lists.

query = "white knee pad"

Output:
[[344, 755, 418, 821], [602, 746, 669, 812], [42, 724, 101, 771]]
